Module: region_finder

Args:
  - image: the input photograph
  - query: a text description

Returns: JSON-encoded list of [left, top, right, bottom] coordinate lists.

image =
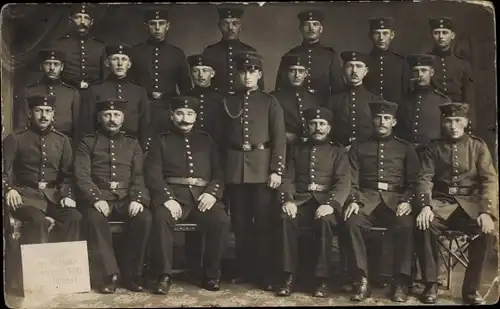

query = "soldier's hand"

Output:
[[94, 200, 110, 217], [416, 206, 434, 230], [315, 204, 334, 219], [285, 132, 298, 143], [268, 173, 282, 189], [6, 189, 23, 210], [60, 197, 76, 208], [396, 202, 412, 216], [128, 201, 144, 217], [282, 201, 297, 219], [477, 213, 495, 234], [164, 200, 182, 220], [198, 193, 216, 212], [344, 202, 360, 221], [344, 145, 352, 151], [152, 92, 162, 100]]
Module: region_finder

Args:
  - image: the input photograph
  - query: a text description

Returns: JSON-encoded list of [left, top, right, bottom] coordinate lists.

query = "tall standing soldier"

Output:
[[3, 95, 81, 244], [276, 107, 350, 298], [344, 100, 420, 303], [145, 96, 230, 294], [202, 7, 264, 96], [75, 99, 152, 294], [223, 51, 286, 290], [364, 17, 410, 103], [415, 103, 497, 305], [275, 9, 344, 106]]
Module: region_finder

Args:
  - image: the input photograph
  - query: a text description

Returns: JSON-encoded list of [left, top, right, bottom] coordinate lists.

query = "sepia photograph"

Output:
[[1, 1, 498, 307]]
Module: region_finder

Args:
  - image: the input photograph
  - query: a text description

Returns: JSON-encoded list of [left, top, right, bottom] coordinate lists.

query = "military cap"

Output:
[[368, 17, 395, 30], [235, 51, 263, 70], [429, 17, 454, 30], [340, 51, 369, 65], [170, 96, 201, 112], [187, 54, 215, 69], [369, 100, 399, 116], [70, 3, 98, 17], [143, 8, 169, 22], [217, 7, 244, 19], [38, 49, 65, 62], [303, 107, 333, 123], [27, 95, 56, 109], [281, 53, 308, 68], [105, 44, 133, 57], [439, 102, 469, 118], [407, 54, 435, 67], [96, 98, 127, 113], [297, 9, 324, 23]]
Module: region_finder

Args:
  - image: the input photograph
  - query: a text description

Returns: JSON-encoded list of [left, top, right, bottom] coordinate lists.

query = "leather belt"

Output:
[[296, 183, 329, 192], [96, 181, 127, 190], [229, 141, 271, 152], [434, 183, 474, 196], [165, 177, 208, 187], [19, 181, 57, 190], [360, 181, 403, 192]]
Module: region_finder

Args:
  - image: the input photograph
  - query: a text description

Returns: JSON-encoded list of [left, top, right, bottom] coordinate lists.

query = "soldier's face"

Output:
[[370, 29, 395, 50], [412, 65, 434, 87], [191, 66, 215, 88], [308, 119, 331, 141], [239, 67, 262, 89], [147, 19, 169, 41], [287, 66, 308, 87], [219, 18, 242, 40], [98, 110, 124, 133], [41, 60, 64, 79], [300, 21, 323, 41], [171, 108, 196, 132], [70, 13, 93, 34], [344, 61, 368, 85], [30, 106, 54, 131], [442, 116, 468, 139], [432, 29, 455, 49], [106, 54, 132, 78], [373, 114, 396, 136]]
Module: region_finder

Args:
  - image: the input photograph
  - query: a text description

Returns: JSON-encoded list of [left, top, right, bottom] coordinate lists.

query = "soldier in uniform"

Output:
[[145, 96, 230, 294], [344, 101, 419, 303], [222, 51, 286, 290], [276, 107, 350, 298], [271, 54, 320, 145], [415, 103, 497, 305], [202, 7, 264, 96], [327, 51, 382, 147], [75, 99, 152, 294], [396, 54, 450, 151], [3, 95, 81, 244], [275, 9, 344, 106], [428, 17, 475, 132], [16, 49, 82, 145], [85, 44, 151, 151], [364, 17, 410, 103]]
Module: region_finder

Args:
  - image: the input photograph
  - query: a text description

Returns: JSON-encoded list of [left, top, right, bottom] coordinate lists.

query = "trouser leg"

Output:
[[151, 206, 176, 277], [13, 206, 50, 244], [123, 209, 152, 277], [46, 204, 83, 242]]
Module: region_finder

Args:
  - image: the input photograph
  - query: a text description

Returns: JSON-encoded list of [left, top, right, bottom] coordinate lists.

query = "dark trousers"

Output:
[[151, 199, 229, 278], [227, 183, 278, 279], [416, 207, 494, 293], [13, 204, 82, 244], [280, 198, 341, 278], [84, 202, 152, 280], [345, 203, 414, 280]]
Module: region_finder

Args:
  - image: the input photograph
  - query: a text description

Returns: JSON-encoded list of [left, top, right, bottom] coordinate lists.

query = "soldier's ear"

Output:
[[89, 18, 94, 27], [257, 70, 263, 79], [127, 60, 132, 69], [391, 117, 397, 128], [319, 24, 323, 34], [390, 30, 395, 39], [165, 22, 170, 31], [104, 58, 110, 68], [60, 63, 64, 72], [450, 31, 456, 40], [430, 67, 435, 77], [210, 69, 216, 78]]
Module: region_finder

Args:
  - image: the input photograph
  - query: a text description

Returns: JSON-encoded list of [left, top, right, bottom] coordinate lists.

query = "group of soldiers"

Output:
[[3, 3, 497, 305]]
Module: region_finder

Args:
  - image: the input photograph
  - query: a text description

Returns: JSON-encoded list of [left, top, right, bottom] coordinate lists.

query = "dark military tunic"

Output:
[[202, 39, 264, 95], [364, 48, 410, 102], [275, 41, 344, 105], [327, 85, 382, 146]]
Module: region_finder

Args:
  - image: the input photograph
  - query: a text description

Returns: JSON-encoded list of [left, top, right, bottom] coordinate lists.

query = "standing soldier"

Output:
[[415, 103, 497, 305], [276, 107, 350, 298], [223, 51, 286, 290], [327, 51, 382, 147], [16, 49, 82, 145], [202, 7, 264, 96], [275, 9, 343, 106], [271, 54, 320, 145], [364, 17, 410, 103], [344, 101, 419, 303], [85, 44, 151, 151], [75, 99, 152, 294], [3, 95, 81, 244]]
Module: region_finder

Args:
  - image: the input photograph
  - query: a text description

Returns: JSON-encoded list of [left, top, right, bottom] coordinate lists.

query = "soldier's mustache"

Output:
[[179, 121, 194, 126]]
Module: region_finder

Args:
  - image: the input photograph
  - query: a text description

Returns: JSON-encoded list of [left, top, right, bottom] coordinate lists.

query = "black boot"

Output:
[[100, 274, 118, 294], [126, 275, 144, 292], [202, 277, 221, 291], [462, 291, 484, 305], [391, 279, 408, 303], [312, 278, 329, 298], [276, 273, 293, 297], [351, 276, 371, 301], [154, 274, 172, 295], [420, 282, 438, 304]]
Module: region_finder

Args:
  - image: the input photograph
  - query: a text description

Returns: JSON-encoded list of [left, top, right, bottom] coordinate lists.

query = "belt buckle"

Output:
[[308, 183, 318, 191], [349, 136, 356, 142], [80, 81, 88, 89], [38, 182, 47, 190], [110, 181, 119, 189], [187, 177, 196, 185], [448, 187, 458, 195], [377, 182, 389, 191], [242, 142, 252, 152]]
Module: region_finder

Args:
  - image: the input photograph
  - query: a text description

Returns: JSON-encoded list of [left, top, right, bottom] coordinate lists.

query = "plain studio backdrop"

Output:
[[1, 2, 496, 155]]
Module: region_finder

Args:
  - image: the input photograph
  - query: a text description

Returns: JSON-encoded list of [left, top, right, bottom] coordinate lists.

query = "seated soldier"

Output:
[[145, 96, 230, 294], [276, 106, 350, 298], [415, 102, 497, 305], [75, 98, 152, 294], [3, 95, 81, 244]]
